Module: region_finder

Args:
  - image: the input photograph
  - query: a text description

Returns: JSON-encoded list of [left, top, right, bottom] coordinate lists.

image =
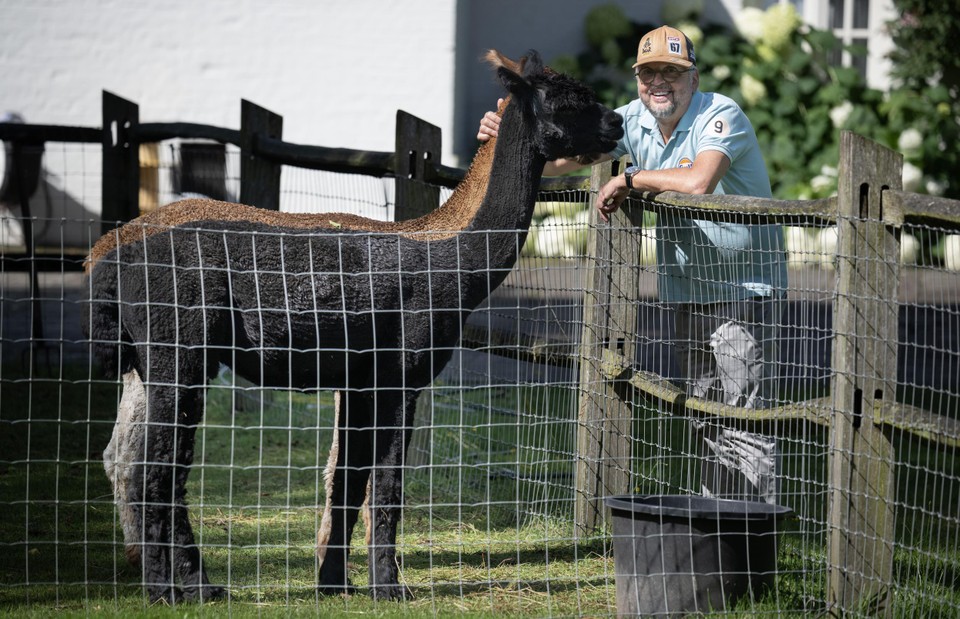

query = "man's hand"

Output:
[[476, 98, 504, 142], [595, 174, 631, 222]]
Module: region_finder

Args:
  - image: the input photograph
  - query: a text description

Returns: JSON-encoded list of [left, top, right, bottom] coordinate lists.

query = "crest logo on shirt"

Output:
[[677, 157, 693, 169]]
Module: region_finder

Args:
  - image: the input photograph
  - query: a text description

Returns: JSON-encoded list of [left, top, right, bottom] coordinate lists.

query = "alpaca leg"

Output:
[[367, 390, 418, 601], [170, 390, 226, 601], [135, 374, 207, 604], [317, 390, 374, 595], [318, 392, 371, 567], [131, 409, 179, 604], [104, 369, 148, 567]]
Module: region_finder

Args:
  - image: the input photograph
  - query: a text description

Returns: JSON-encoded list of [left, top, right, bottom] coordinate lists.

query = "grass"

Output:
[[1, 363, 960, 616]]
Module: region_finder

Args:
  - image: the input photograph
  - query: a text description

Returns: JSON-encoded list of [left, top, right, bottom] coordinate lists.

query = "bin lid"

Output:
[[604, 494, 791, 521]]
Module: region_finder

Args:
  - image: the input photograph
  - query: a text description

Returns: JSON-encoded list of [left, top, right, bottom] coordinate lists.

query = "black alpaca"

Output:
[[85, 50, 623, 603]]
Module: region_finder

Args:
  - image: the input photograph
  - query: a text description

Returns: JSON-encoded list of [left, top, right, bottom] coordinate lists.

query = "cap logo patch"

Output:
[[667, 36, 682, 56], [641, 38, 652, 54]]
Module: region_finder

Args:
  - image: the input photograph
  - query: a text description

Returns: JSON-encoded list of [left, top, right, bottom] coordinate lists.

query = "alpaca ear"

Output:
[[519, 50, 543, 79], [486, 50, 531, 95], [497, 65, 534, 99], [484, 49, 521, 74], [486, 49, 537, 115]]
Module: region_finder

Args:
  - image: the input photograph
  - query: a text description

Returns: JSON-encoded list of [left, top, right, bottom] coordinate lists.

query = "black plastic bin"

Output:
[[605, 495, 791, 617]]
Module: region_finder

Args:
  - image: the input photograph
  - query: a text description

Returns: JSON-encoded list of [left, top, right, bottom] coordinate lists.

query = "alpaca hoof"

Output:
[[148, 585, 183, 605], [183, 584, 228, 601], [317, 582, 357, 597], [124, 544, 141, 567], [369, 582, 413, 601]]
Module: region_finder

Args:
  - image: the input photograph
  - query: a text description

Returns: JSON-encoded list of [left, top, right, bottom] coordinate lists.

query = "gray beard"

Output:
[[643, 99, 677, 120]]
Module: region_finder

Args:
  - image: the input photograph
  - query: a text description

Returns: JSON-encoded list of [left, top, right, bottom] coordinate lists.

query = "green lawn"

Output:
[[1, 364, 959, 616]]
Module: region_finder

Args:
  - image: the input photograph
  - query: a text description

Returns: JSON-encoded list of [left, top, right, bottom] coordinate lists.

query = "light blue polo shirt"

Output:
[[609, 90, 787, 304]]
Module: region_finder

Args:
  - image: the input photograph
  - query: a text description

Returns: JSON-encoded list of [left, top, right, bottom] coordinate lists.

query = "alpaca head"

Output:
[[486, 50, 623, 163]]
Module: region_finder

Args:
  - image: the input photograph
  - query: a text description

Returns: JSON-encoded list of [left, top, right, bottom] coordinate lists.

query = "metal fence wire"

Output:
[[1, 132, 960, 617]]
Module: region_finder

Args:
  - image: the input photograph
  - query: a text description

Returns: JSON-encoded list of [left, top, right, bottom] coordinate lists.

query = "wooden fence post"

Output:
[[394, 110, 441, 221], [101, 91, 140, 235], [240, 100, 283, 210], [826, 130, 902, 616], [574, 158, 640, 535]]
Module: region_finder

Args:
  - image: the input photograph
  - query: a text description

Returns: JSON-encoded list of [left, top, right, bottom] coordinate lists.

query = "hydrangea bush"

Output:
[[542, 2, 959, 264]]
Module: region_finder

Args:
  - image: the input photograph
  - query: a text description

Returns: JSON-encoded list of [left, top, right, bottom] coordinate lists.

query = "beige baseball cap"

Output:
[[633, 26, 697, 69]]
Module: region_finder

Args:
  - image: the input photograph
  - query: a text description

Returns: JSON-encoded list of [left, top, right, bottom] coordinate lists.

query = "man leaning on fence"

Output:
[[477, 25, 787, 504]]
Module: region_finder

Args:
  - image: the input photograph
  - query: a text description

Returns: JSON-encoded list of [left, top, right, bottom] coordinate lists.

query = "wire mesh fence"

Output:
[[2, 133, 960, 616]]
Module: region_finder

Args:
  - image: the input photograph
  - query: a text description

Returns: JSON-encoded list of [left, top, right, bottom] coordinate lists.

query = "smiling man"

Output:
[[478, 25, 786, 505]]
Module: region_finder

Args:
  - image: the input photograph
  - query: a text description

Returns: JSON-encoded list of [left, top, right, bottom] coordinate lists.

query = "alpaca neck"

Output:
[[459, 103, 546, 270]]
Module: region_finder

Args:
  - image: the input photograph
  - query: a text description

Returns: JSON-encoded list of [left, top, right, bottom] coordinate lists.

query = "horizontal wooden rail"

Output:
[[599, 347, 960, 450], [883, 189, 960, 229], [633, 191, 838, 226], [0, 122, 100, 144], [137, 122, 241, 145], [254, 133, 394, 178]]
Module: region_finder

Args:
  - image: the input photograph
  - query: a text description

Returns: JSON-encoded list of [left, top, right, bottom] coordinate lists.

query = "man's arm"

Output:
[[478, 102, 612, 176], [545, 155, 612, 176], [595, 150, 731, 221]]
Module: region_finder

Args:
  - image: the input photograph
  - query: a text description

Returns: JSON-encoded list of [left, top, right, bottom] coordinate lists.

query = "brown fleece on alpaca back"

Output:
[[85, 98, 507, 274]]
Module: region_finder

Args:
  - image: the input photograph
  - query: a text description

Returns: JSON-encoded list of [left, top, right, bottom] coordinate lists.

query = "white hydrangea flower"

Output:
[[532, 216, 568, 258], [829, 102, 853, 128], [677, 21, 703, 48], [734, 7, 766, 43], [757, 43, 779, 63], [926, 179, 946, 196], [533, 213, 589, 258], [817, 226, 838, 267], [902, 161, 923, 192], [820, 165, 838, 177], [900, 233, 919, 264], [712, 65, 731, 81], [818, 227, 838, 269], [784, 226, 820, 268], [762, 3, 801, 52], [897, 128, 923, 155], [945, 235, 960, 271], [810, 174, 835, 194], [740, 74, 767, 107], [661, 0, 703, 24]]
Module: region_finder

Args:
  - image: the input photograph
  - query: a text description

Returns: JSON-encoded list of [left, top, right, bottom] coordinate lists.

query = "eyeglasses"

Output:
[[635, 66, 692, 84]]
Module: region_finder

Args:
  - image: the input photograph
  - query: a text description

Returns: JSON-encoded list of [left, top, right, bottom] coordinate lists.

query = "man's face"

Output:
[[636, 62, 698, 123]]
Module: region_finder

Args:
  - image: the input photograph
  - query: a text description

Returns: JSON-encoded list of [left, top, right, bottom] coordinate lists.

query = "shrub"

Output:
[[551, 2, 959, 201]]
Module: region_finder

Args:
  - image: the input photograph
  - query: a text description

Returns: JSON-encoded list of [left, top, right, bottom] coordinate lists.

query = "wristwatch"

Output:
[[623, 165, 640, 191]]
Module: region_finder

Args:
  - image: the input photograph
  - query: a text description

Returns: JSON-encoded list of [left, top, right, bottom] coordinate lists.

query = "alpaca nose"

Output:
[[605, 110, 624, 139]]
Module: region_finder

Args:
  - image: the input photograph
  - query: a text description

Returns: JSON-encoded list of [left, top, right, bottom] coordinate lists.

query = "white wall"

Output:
[[1, 0, 457, 157]]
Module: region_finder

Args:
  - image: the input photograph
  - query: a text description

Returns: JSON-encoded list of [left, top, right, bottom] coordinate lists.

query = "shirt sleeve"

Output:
[[606, 102, 635, 161], [695, 101, 754, 164]]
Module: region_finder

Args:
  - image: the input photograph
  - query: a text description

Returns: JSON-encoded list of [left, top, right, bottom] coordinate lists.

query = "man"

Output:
[[478, 26, 787, 504]]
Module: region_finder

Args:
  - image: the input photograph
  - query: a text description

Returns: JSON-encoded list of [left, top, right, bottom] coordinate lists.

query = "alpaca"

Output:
[[85, 49, 623, 603]]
